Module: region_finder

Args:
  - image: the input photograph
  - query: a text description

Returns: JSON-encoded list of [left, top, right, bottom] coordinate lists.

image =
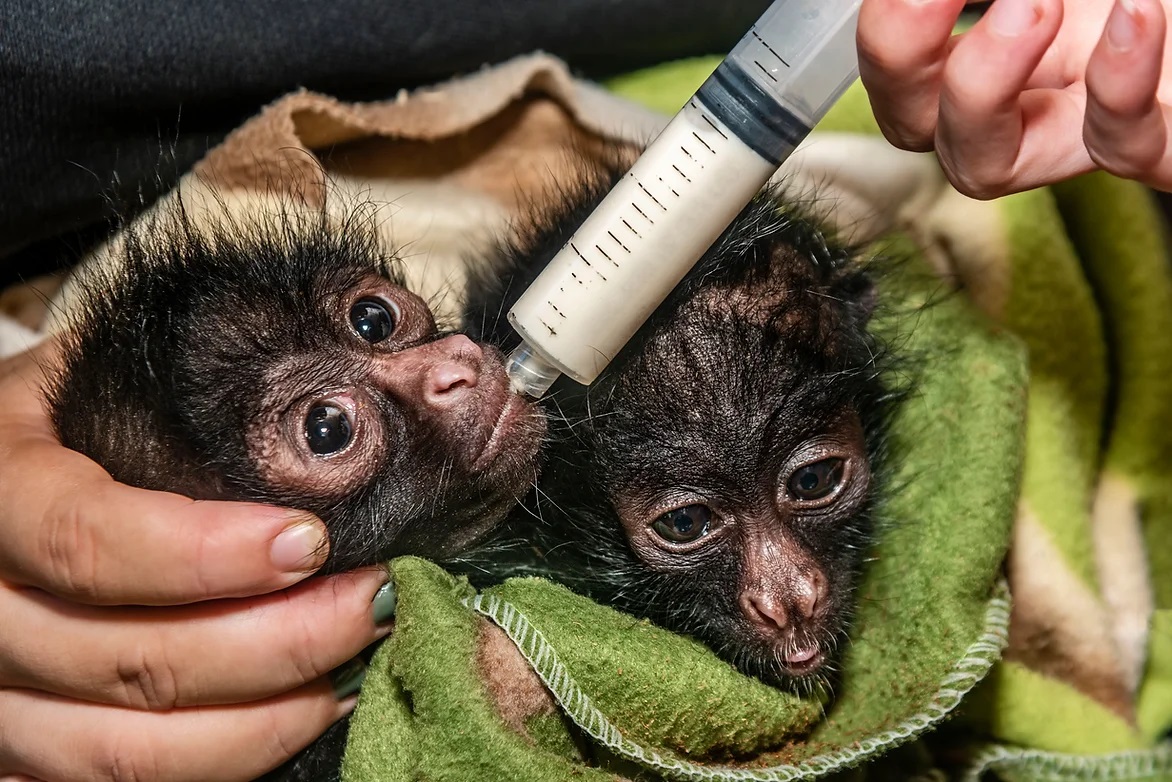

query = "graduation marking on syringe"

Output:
[[606, 230, 631, 254], [632, 203, 654, 225], [680, 146, 697, 163], [751, 30, 790, 67], [594, 244, 613, 263], [622, 218, 641, 239], [700, 114, 729, 140], [754, 60, 779, 82], [570, 243, 591, 267], [636, 181, 667, 211], [541, 319, 557, 336], [691, 131, 715, 154], [549, 302, 566, 319], [672, 164, 691, 183]]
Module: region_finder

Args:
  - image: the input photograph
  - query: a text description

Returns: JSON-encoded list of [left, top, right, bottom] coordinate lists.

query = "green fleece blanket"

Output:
[[341, 64, 1172, 782]]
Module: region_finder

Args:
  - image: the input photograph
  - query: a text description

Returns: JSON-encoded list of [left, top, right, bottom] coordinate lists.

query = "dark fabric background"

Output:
[[0, 0, 771, 284]]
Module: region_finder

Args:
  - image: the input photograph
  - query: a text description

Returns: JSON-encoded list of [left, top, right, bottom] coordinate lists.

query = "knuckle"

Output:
[[1085, 125, 1167, 181], [1096, 148, 1162, 181], [39, 491, 104, 601], [888, 126, 937, 154], [941, 160, 1009, 201], [264, 710, 308, 767], [94, 731, 159, 782], [875, 116, 936, 154], [115, 640, 181, 711], [282, 588, 338, 686]]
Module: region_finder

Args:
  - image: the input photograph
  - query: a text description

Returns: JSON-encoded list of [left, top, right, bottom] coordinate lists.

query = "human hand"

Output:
[[0, 339, 393, 781], [857, 0, 1172, 198]]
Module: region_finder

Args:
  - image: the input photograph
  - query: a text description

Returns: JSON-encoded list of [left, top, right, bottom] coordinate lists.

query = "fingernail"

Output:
[[270, 515, 328, 572], [371, 580, 397, 626], [987, 0, 1040, 37], [330, 658, 367, 700], [1107, 0, 1141, 51]]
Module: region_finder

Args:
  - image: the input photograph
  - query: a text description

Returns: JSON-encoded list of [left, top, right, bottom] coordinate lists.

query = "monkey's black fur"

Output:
[[47, 201, 534, 575], [460, 161, 897, 691]]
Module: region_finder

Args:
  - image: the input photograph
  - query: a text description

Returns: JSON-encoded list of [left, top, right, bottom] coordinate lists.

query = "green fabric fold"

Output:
[[342, 61, 1172, 782]]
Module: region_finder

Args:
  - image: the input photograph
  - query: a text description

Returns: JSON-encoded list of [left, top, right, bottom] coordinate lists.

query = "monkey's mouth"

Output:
[[779, 643, 825, 676], [475, 392, 520, 469], [465, 347, 546, 476], [473, 390, 538, 472]]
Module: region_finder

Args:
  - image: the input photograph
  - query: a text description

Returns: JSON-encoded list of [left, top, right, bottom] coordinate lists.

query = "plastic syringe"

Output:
[[505, 0, 862, 398]]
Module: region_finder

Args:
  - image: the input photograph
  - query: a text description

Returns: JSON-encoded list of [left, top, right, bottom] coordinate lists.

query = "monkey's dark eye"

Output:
[[789, 457, 846, 501], [652, 504, 712, 544], [349, 298, 397, 343], [305, 404, 353, 455]]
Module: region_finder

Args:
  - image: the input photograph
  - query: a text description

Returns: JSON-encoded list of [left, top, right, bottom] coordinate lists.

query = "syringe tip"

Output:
[[506, 341, 562, 400]]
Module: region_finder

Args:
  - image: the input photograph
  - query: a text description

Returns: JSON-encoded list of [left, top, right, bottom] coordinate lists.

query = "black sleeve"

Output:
[[0, 0, 770, 283]]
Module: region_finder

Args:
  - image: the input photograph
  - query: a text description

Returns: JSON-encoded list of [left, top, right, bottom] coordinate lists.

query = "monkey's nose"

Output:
[[793, 571, 826, 620], [740, 592, 789, 631], [421, 335, 483, 407], [423, 361, 478, 402]]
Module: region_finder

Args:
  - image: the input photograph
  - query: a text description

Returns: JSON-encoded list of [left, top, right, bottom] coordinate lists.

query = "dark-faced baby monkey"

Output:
[[46, 200, 547, 576], [462, 163, 894, 692]]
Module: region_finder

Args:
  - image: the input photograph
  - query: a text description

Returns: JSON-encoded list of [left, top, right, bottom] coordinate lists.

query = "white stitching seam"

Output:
[[462, 580, 1011, 781]]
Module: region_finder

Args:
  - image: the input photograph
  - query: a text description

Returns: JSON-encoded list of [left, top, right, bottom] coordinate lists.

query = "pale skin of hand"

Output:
[[0, 339, 391, 781], [857, 0, 1172, 198]]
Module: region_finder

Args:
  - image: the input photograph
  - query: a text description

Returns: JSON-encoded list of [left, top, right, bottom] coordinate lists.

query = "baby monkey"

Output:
[[464, 164, 893, 689], [47, 200, 547, 576]]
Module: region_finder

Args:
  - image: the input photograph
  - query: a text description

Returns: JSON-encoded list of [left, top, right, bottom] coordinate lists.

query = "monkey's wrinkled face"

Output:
[[591, 287, 881, 689], [250, 277, 528, 493], [611, 413, 870, 684], [187, 267, 545, 572]]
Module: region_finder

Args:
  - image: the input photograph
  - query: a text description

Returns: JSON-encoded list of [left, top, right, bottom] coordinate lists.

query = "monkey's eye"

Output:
[[304, 404, 353, 455], [788, 457, 846, 501], [349, 298, 397, 344], [652, 504, 712, 544]]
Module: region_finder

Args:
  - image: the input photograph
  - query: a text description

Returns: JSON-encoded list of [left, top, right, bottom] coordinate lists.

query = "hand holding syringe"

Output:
[[506, 0, 863, 398]]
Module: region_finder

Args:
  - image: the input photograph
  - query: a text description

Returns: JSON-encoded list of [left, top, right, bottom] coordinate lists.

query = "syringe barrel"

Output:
[[506, 106, 778, 386], [505, 0, 862, 392], [697, 0, 862, 165]]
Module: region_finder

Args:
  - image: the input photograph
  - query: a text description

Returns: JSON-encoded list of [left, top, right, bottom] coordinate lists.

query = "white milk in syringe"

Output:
[[506, 0, 864, 398]]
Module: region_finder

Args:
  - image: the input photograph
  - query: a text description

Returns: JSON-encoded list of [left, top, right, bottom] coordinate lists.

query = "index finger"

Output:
[[0, 340, 330, 606], [857, 0, 970, 151]]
